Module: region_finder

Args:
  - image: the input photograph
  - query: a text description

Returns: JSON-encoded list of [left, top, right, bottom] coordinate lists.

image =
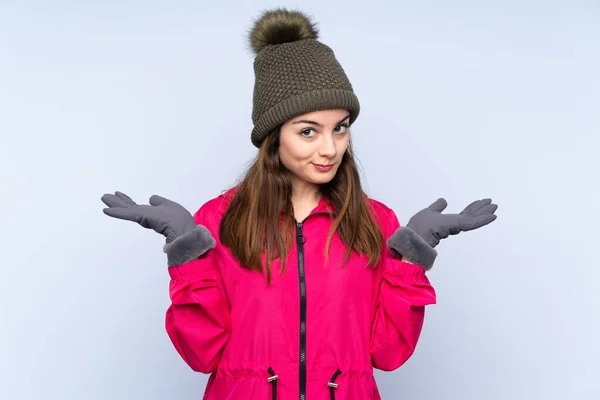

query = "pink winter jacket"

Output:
[[165, 188, 437, 400]]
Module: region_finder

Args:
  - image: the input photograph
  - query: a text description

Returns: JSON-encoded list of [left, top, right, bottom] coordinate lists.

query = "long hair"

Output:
[[219, 128, 383, 284]]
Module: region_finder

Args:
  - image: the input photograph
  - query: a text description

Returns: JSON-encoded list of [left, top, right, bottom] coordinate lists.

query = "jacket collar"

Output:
[[311, 193, 336, 215], [222, 186, 336, 216]]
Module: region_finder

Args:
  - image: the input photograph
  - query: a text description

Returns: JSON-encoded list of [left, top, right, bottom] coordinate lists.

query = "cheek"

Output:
[[280, 149, 315, 178], [280, 143, 312, 167], [336, 136, 350, 154], [279, 151, 293, 171]]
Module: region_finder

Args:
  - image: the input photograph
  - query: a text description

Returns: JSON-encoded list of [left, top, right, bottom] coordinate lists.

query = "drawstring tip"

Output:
[[267, 366, 278, 382], [328, 369, 342, 399], [267, 367, 278, 400]]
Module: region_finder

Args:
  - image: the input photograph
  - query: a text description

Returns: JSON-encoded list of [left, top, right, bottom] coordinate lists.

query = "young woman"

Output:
[[101, 8, 497, 400]]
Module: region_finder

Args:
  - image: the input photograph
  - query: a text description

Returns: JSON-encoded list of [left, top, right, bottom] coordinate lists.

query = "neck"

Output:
[[290, 179, 322, 220], [290, 179, 321, 204]]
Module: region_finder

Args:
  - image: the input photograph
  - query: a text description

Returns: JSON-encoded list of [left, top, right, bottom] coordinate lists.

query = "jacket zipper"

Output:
[[295, 211, 331, 400]]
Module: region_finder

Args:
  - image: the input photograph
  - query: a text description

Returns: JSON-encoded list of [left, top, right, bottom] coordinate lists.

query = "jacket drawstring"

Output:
[[327, 369, 342, 400], [268, 367, 341, 400], [267, 367, 278, 400]]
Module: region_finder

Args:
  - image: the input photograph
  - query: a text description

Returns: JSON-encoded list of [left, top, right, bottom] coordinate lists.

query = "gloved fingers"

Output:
[[101, 192, 137, 208], [474, 213, 497, 229], [115, 191, 137, 206], [436, 227, 451, 240], [149, 194, 182, 208], [435, 216, 462, 237], [472, 203, 498, 217], [103, 206, 172, 234], [460, 198, 492, 215], [101, 193, 127, 208], [461, 213, 497, 231], [427, 198, 448, 212], [102, 207, 140, 222], [448, 224, 461, 235]]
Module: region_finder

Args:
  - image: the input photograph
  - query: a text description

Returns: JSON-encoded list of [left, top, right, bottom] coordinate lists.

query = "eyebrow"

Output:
[[292, 113, 351, 127]]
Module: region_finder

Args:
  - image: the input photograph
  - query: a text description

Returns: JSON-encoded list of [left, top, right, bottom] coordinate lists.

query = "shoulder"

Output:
[[192, 186, 237, 228], [366, 196, 397, 220], [365, 195, 401, 235]]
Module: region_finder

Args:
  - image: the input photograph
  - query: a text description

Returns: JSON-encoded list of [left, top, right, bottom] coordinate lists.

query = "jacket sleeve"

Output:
[[370, 206, 437, 371], [165, 204, 231, 374]]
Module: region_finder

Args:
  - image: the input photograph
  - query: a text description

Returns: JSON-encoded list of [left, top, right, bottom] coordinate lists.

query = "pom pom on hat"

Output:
[[248, 8, 319, 54]]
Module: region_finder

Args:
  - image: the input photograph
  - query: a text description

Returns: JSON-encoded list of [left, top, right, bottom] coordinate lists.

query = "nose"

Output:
[[318, 133, 336, 158]]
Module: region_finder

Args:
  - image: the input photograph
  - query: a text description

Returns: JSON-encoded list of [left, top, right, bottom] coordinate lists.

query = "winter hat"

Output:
[[248, 8, 360, 148]]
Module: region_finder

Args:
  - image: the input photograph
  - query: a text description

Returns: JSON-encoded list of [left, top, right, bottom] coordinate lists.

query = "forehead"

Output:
[[288, 109, 350, 123]]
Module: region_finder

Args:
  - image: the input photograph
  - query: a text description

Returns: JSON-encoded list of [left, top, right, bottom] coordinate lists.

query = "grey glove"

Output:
[[388, 198, 498, 271], [101, 191, 216, 267]]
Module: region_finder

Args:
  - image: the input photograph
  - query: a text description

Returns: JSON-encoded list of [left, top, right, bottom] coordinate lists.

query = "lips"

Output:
[[312, 163, 335, 172]]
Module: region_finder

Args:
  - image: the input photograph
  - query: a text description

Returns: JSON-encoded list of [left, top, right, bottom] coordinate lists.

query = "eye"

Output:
[[334, 123, 349, 134], [299, 128, 316, 138]]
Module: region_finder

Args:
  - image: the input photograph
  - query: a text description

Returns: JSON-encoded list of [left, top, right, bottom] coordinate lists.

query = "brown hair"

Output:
[[219, 128, 383, 284]]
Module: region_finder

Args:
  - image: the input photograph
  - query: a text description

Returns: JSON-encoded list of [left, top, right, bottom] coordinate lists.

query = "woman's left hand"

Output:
[[387, 198, 498, 270], [406, 198, 498, 248]]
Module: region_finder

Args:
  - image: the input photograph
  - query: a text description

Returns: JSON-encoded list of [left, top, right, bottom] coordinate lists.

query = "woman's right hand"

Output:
[[101, 191, 198, 243], [101, 191, 216, 266]]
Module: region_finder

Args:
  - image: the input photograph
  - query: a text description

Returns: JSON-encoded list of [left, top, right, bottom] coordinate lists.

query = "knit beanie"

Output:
[[248, 8, 360, 148]]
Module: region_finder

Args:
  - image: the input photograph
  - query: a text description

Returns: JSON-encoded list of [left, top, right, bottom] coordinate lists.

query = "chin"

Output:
[[307, 172, 337, 185]]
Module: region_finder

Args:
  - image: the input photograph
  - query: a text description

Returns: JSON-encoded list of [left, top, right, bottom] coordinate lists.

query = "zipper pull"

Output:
[[296, 222, 306, 244]]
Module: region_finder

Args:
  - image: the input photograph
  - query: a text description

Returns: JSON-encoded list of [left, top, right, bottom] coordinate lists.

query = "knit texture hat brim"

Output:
[[251, 88, 360, 147]]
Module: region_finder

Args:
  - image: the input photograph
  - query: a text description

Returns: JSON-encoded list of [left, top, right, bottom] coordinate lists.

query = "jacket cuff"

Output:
[[387, 226, 437, 271], [163, 225, 216, 267]]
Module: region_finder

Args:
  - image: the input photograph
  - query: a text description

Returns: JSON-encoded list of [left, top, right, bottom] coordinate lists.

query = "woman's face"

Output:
[[279, 109, 351, 189]]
